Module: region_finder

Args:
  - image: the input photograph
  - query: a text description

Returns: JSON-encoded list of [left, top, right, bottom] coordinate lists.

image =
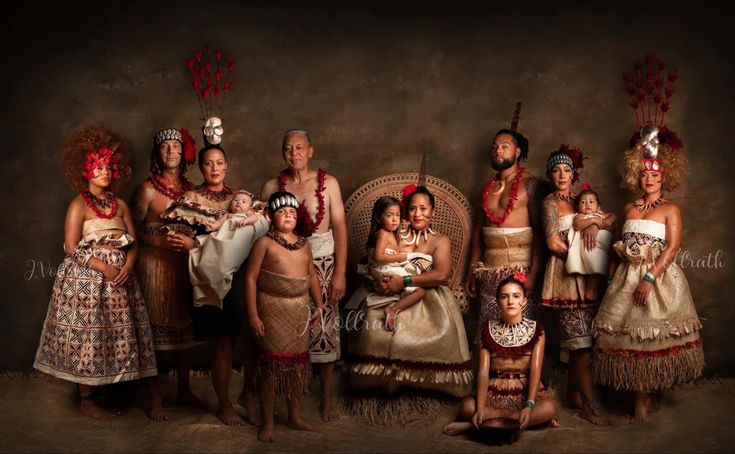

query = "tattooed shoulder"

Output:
[[542, 196, 559, 238]]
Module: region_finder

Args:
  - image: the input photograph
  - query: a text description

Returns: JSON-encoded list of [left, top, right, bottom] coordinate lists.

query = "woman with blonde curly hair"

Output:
[[593, 106, 704, 427], [33, 125, 158, 419]]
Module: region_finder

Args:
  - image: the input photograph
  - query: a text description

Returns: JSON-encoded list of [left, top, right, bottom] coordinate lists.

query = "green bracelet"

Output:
[[644, 272, 656, 284], [524, 400, 535, 409], [402, 275, 412, 288]]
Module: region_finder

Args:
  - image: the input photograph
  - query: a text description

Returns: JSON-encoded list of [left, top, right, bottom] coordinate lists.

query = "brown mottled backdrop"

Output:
[[1, 1, 732, 374]]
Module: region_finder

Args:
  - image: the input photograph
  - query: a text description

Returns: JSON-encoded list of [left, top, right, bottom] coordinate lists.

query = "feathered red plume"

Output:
[[624, 54, 678, 129], [512, 271, 527, 283], [180, 128, 196, 164], [583, 182, 592, 191], [559, 144, 586, 184]]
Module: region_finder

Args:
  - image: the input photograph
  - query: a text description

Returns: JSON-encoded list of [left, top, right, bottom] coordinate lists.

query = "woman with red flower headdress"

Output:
[[593, 56, 704, 424], [33, 125, 157, 419], [443, 273, 558, 439], [540, 144, 611, 426]]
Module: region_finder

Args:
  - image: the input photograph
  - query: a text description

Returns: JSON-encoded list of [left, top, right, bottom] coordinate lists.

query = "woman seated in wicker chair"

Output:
[[348, 185, 473, 401]]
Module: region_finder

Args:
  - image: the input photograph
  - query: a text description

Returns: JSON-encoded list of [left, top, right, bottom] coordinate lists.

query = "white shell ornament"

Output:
[[639, 123, 660, 158], [203, 115, 224, 146]]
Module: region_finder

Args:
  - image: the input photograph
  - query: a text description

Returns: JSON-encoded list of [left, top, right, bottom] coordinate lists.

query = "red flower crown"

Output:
[[83, 147, 120, 180]]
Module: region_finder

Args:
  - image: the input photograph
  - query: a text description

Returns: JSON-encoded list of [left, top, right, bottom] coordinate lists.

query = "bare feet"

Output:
[[147, 400, 168, 422], [442, 421, 472, 435], [384, 306, 398, 331], [287, 415, 319, 432], [319, 402, 339, 422], [258, 421, 275, 442], [580, 399, 611, 426], [236, 393, 259, 425], [629, 393, 652, 424], [80, 400, 118, 420], [217, 405, 246, 426], [176, 390, 207, 409], [550, 418, 560, 428]]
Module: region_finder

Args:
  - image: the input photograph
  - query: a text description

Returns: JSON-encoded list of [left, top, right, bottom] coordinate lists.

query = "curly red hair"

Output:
[[62, 125, 132, 192]]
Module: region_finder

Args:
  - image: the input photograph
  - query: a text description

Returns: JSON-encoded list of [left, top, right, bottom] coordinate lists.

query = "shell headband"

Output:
[[546, 153, 574, 172], [154, 128, 182, 146], [153, 128, 196, 165], [268, 193, 300, 213]]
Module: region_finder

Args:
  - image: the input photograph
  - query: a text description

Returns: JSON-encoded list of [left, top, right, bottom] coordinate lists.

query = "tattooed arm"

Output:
[[542, 196, 568, 258]]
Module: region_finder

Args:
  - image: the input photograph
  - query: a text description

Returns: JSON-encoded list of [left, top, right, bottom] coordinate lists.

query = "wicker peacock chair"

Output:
[[344, 173, 472, 313]]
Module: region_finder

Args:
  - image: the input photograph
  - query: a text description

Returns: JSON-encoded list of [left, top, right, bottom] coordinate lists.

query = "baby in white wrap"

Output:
[[566, 186, 616, 300], [190, 190, 269, 308]]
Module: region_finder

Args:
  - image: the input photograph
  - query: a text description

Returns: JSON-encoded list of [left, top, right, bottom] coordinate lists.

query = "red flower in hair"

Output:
[[402, 184, 418, 199], [513, 272, 527, 283], [83, 147, 120, 180], [401, 184, 418, 220], [583, 182, 592, 191]]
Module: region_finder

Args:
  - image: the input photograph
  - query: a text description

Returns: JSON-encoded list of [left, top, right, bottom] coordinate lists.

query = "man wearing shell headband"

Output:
[[593, 55, 704, 423], [132, 128, 203, 419]]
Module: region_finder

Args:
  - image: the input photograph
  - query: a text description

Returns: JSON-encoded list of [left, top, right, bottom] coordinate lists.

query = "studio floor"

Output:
[[1, 372, 732, 453]]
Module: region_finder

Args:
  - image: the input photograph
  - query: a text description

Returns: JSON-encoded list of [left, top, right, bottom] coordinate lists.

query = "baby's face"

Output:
[[578, 193, 599, 214], [230, 193, 253, 213]]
